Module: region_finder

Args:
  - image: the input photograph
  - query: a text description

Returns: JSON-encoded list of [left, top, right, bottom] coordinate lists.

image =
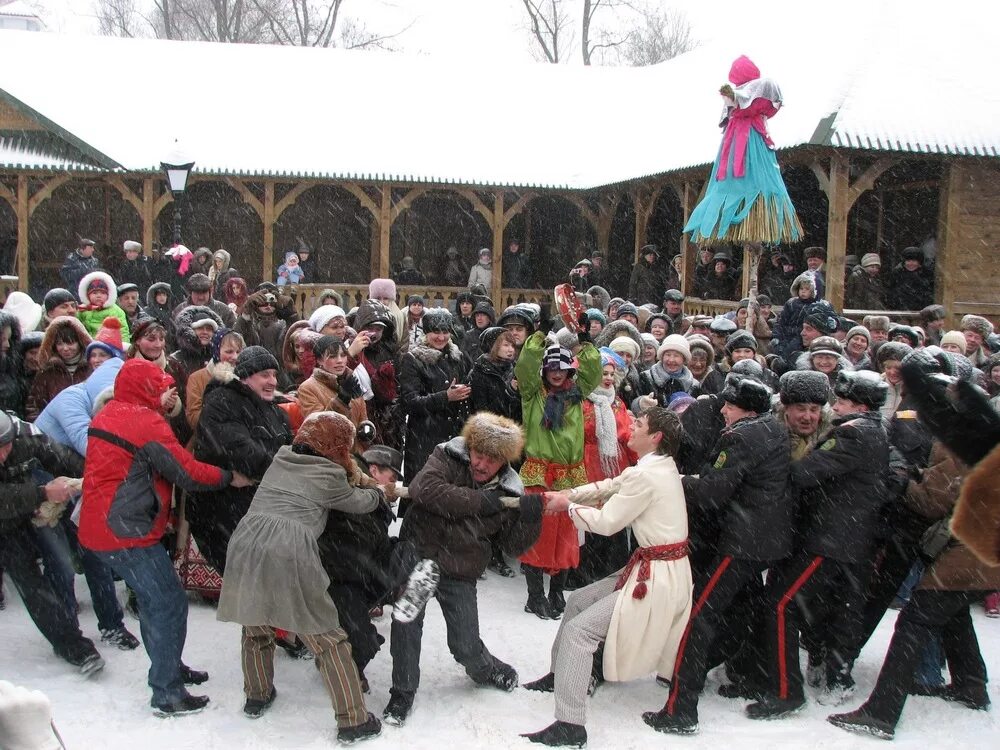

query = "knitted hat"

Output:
[[846, 325, 871, 346], [497, 305, 533, 329], [663, 289, 685, 303], [863, 315, 891, 333], [543, 343, 575, 372], [361, 445, 403, 478], [585, 308, 607, 326], [725, 330, 757, 355], [130, 313, 164, 342], [888, 324, 920, 348], [43, 288, 76, 314], [658, 334, 691, 364], [709, 317, 737, 336], [85, 317, 125, 360], [554, 327, 579, 351], [756, 294, 773, 307], [809, 336, 844, 358], [473, 301, 496, 323], [960, 314, 994, 338], [920, 304, 947, 323], [422, 308, 453, 333], [479, 326, 506, 354], [901, 246, 924, 261], [686, 333, 715, 364], [860, 253, 881, 268], [804, 310, 839, 335], [616, 302, 639, 319], [2, 291, 42, 334], [834, 370, 888, 409], [406, 294, 425, 306], [308, 304, 347, 333], [368, 278, 397, 301], [123, 240, 142, 253], [721, 376, 772, 414], [461, 411, 524, 463], [779, 370, 831, 405], [729, 358, 764, 380], [608, 335, 640, 361], [234, 345, 279, 379], [875, 341, 913, 370], [940, 330, 968, 354], [294, 411, 356, 471], [639, 332, 658, 351]]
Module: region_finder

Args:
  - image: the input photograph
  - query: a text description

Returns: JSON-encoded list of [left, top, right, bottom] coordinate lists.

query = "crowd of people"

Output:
[[0, 233, 998, 747]]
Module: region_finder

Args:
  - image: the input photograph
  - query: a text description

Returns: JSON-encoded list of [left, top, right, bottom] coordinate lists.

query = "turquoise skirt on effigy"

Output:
[[684, 129, 803, 245]]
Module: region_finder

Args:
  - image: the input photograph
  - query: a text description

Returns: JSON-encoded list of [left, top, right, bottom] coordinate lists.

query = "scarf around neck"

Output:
[[542, 378, 582, 431], [587, 385, 621, 477]]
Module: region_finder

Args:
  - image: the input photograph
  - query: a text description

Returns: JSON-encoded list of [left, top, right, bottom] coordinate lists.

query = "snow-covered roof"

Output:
[[0, 12, 996, 190], [0, 137, 101, 171], [0, 1, 39, 19]]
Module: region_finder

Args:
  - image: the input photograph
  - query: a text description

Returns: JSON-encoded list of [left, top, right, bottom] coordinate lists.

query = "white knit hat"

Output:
[[308, 304, 347, 333], [657, 334, 691, 364]]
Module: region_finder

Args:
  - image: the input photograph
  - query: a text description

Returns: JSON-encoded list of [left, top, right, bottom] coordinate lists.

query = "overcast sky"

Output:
[[24, 0, 887, 65]]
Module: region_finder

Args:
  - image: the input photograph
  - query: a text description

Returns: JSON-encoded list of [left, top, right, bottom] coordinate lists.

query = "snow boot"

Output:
[[276, 634, 313, 660], [337, 712, 382, 744], [805, 649, 826, 688], [393, 559, 440, 623], [940, 683, 991, 710], [827, 709, 895, 740], [382, 691, 414, 727], [548, 570, 568, 618], [745, 694, 806, 720], [100, 625, 140, 650], [180, 663, 209, 685], [484, 659, 519, 692], [524, 566, 555, 620], [243, 686, 277, 719], [489, 543, 516, 577], [520, 720, 587, 748], [523, 673, 555, 693], [78, 653, 105, 678], [642, 709, 698, 735], [151, 693, 209, 718], [818, 668, 856, 706]]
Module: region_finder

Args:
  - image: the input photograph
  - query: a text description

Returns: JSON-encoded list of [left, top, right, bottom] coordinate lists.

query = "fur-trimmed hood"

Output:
[[78, 271, 118, 308], [594, 319, 643, 352], [146, 282, 173, 308], [174, 305, 225, 355], [38, 315, 92, 368], [208, 360, 237, 385], [952, 441, 1000, 566], [281, 319, 312, 373], [409, 340, 463, 366], [442, 435, 524, 495]]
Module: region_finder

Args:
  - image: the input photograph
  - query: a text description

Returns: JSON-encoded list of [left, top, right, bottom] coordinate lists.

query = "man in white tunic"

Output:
[[520, 407, 693, 748]]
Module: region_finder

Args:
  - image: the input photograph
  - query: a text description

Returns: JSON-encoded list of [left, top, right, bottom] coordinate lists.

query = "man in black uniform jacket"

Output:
[[644, 375, 792, 735], [747, 370, 890, 719]]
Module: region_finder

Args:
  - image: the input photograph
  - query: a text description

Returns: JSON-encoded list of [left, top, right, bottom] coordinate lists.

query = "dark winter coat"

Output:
[[792, 410, 890, 563], [401, 436, 543, 581], [697, 268, 740, 301], [142, 283, 177, 344], [171, 295, 236, 329], [469, 354, 521, 422], [636, 363, 696, 408], [233, 299, 287, 370], [888, 264, 934, 311], [459, 324, 490, 362], [0, 311, 27, 417], [188, 373, 293, 573], [349, 300, 401, 450], [695, 367, 726, 397], [116, 256, 152, 298], [683, 413, 794, 562], [25, 316, 93, 421], [760, 269, 799, 306], [628, 259, 659, 306], [503, 250, 532, 289], [58, 251, 102, 293], [845, 266, 887, 310], [771, 296, 814, 360], [0, 418, 83, 534], [398, 341, 472, 481], [167, 305, 225, 444]]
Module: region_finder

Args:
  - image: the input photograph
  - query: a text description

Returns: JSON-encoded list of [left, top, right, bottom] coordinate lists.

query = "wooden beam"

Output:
[[502, 191, 536, 229], [935, 162, 960, 325], [0, 180, 15, 210], [825, 152, 849, 311], [378, 184, 391, 279], [680, 181, 698, 297], [274, 181, 312, 220], [104, 175, 143, 216], [810, 159, 831, 196], [390, 187, 429, 224], [491, 192, 504, 304], [16, 175, 28, 291], [341, 183, 379, 218], [848, 157, 895, 208], [141, 178, 155, 253], [27, 174, 72, 215], [262, 181, 275, 283], [224, 177, 265, 220], [455, 188, 494, 227], [152, 190, 174, 225]]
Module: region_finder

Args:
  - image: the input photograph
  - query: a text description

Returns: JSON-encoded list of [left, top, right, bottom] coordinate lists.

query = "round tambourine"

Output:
[[553, 283, 586, 333]]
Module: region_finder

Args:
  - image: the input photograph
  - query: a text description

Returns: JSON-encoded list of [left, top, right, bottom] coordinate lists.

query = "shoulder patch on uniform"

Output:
[[819, 438, 836, 451], [713, 450, 727, 469]]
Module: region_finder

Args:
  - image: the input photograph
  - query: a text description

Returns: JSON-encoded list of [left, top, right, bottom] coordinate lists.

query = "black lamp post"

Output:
[[160, 146, 195, 245]]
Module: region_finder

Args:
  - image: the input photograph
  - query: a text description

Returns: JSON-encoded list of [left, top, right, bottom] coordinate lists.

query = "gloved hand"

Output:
[[275, 294, 299, 323], [337, 374, 365, 406], [0, 681, 60, 750], [538, 316, 557, 336], [480, 488, 505, 516], [576, 313, 591, 344], [901, 351, 1000, 466]]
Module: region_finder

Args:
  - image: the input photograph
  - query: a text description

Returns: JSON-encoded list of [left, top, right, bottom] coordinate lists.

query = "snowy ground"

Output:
[[2, 571, 997, 749]]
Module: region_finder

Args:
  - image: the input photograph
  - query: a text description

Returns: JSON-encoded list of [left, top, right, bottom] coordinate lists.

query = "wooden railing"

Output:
[[284, 283, 552, 319]]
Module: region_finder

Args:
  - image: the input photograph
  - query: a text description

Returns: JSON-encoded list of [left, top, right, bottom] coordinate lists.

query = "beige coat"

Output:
[[567, 453, 692, 682]]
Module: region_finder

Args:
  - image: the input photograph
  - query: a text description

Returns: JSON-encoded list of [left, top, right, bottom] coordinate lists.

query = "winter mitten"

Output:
[[576, 313, 591, 343], [480, 488, 505, 515], [337, 374, 365, 406], [538, 316, 557, 336], [0, 681, 60, 750]]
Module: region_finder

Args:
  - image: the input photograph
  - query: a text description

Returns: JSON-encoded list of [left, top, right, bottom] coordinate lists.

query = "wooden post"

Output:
[[142, 177, 155, 253], [16, 175, 28, 291], [825, 153, 849, 311], [936, 162, 960, 325], [680, 181, 698, 298], [491, 192, 504, 305], [262, 181, 275, 283], [378, 184, 391, 278]]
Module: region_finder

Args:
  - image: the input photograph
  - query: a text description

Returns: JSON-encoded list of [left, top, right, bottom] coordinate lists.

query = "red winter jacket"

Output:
[[78, 358, 230, 552]]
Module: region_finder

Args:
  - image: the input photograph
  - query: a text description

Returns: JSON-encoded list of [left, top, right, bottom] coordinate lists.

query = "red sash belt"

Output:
[[614, 540, 689, 600]]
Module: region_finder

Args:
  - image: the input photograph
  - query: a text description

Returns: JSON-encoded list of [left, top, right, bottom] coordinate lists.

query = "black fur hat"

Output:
[[779, 370, 831, 405], [834, 370, 888, 409], [725, 330, 757, 355], [720, 376, 772, 414]]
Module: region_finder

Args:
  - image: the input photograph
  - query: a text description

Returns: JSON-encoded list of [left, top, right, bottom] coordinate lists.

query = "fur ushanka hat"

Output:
[[294, 411, 356, 470], [461, 411, 524, 464]]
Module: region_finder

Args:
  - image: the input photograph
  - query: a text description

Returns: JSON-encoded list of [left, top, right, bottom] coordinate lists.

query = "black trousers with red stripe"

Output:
[[762, 551, 870, 701], [664, 556, 770, 720]]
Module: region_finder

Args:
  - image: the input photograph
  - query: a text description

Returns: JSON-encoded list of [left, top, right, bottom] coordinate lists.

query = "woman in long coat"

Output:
[[187, 346, 292, 574], [398, 308, 472, 486], [217, 411, 382, 742]]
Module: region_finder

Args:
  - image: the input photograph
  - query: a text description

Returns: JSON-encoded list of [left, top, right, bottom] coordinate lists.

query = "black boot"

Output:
[[745, 694, 806, 720], [180, 663, 209, 685], [243, 686, 277, 718], [338, 712, 382, 744], [548, 570, 568, 618], [523, 673, 556, 693], [383, 690, 414, 726], [489, 543, 516, 578], [520, 720, 587, 748], [523, 565, 554, 620], [642, 708, 698, 735], [827, 709, 895, 740]]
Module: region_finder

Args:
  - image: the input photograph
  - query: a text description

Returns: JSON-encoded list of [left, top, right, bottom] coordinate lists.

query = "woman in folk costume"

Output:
[[568, 347, 638, 589], [517, 317, 601, 620], [684, 56, 802, 246]]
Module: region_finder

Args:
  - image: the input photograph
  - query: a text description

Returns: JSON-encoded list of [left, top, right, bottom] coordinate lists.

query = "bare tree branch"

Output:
[[521, 0, 572, 64], [620, 7, 697, 66]]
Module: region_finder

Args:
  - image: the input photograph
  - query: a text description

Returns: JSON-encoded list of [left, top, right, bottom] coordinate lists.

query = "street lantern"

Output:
[[160, 143, 195, 245]]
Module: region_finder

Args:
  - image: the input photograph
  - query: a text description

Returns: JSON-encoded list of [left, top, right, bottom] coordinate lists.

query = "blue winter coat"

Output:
[[35, 358, 123, 455]]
